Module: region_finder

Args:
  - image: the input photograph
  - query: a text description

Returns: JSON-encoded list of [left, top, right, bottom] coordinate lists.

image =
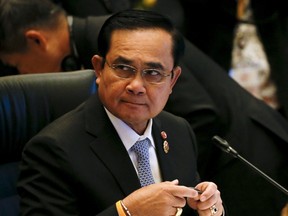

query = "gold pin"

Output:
[[163, 140, 169, 153]]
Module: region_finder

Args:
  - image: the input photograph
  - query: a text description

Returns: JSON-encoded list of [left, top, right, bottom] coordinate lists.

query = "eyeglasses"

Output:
[[105, 60, 173, 84]]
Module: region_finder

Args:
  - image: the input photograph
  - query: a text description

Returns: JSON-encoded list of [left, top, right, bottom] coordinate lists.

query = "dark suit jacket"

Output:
[[72, 16, 288, 215], [175, 40, 288, 215], [54, 0, 185, 31], [18, 93, 200, 216]]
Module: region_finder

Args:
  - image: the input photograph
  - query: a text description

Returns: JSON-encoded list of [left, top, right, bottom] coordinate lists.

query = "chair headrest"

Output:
[[0, 70, 97, 164]]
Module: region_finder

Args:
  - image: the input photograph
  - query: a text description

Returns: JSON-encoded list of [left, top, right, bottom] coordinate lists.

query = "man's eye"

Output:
[[115, 64, 134, 72], [144, 69, 162, 76]]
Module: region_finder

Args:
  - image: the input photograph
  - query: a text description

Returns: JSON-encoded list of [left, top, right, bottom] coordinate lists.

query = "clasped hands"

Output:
[[122, 179, 223, 216]]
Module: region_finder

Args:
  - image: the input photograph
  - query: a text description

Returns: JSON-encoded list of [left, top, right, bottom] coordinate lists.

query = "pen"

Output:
[[190, 187, 203, 194]]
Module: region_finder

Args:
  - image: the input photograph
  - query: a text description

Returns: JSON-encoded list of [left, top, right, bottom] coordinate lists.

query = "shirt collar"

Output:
[[104, 107, 154, 151]]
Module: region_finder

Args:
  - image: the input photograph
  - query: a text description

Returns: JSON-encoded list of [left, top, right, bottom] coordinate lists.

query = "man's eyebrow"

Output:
[[113, 56, 165, 70], [144, 62, 164, 70], [113, 56, 133, 64]]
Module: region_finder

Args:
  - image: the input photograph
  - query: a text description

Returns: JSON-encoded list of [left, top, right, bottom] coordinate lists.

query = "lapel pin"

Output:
[[163, 140, 169, 153], [161, 131, 169, 153], [161, 131, 167, 139]]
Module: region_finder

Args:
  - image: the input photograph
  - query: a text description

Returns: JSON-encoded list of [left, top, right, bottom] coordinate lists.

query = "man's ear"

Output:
[[170, 66, 181, 89], [25, 30, 47, 50], [91, 55, 104, 79]]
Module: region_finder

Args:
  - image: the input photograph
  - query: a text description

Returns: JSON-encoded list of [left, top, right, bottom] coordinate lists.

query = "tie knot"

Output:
[[131, 138, 150, 158]]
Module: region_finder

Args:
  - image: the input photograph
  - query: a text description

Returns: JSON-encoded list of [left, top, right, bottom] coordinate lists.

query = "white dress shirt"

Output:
[[104, 107, 162, 183]]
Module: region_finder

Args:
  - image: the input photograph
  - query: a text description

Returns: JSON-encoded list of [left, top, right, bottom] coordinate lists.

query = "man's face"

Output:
[[0, 47, 62, 74], [92, 29, 181, 134]]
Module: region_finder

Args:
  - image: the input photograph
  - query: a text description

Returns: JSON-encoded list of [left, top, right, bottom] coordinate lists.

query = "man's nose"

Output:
[[126, 72, 147, 95]]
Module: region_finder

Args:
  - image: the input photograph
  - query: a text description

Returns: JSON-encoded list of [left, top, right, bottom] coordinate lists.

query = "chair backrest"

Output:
[[0, 69, 97, 215]]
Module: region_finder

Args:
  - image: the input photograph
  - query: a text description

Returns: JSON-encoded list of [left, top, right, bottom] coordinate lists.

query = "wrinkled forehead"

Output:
[[108, 28, 173, 61]]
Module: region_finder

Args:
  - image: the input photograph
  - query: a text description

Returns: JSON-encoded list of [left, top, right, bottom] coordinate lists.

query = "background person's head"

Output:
[[0, 0, 70, 74], [92, 9, 184, 134]]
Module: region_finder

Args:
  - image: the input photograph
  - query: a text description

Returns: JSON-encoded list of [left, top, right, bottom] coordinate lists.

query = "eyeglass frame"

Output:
[[104, 59, 174, 84]]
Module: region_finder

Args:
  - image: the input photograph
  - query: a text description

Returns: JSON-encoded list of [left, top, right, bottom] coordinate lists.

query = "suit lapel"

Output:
[[84, 94, 141, 195], [152, 117, 178, 181]]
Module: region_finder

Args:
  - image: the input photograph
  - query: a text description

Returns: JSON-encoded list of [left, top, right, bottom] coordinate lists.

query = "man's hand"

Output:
[[187, 181, 224, 216], [122, 179, 198, 216]]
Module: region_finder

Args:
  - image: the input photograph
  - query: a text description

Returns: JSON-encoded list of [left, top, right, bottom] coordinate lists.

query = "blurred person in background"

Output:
[[179, 0, 288, 119], [51, 0, 185, 31]]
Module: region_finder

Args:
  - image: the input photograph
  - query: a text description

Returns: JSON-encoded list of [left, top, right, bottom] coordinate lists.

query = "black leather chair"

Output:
[[0, 70, 96, 215]]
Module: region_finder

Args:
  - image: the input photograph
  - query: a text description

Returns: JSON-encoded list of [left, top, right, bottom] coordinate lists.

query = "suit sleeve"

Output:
[[17, 135, 118, 216]]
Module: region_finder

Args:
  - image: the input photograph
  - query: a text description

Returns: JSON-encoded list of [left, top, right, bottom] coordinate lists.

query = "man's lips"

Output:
[[121, 100, 146, 106]]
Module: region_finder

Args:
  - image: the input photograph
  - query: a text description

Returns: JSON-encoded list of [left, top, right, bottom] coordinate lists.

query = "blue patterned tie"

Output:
[[131, 138, 155, 187]]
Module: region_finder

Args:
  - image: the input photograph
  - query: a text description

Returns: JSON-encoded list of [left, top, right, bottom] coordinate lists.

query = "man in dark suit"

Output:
[[1, 0, 287, 215], [17, 9, 224, 216], [72, 9, 288, 216]]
